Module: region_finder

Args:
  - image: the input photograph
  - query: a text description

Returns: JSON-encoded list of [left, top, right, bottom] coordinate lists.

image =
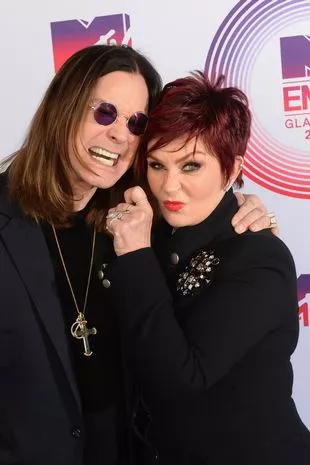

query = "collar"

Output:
[[153, 189, 238, 271]]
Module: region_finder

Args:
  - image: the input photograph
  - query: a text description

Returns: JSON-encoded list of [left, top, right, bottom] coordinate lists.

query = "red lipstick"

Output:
[[163, 201, 185, 212]]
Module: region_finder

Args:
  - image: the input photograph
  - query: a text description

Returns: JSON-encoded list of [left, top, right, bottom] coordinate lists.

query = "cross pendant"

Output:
[[71, 313, 97, 356]]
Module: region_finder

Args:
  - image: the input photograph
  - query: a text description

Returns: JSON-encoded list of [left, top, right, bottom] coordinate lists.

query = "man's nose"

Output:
[[106, 116, 130, 143]]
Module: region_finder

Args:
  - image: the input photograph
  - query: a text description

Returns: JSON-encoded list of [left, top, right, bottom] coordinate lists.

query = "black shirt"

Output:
[[42, 207, 121, 465]]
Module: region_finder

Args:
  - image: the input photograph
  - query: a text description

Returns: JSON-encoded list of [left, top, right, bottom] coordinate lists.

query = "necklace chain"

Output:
[[51, 224, 97, 356]]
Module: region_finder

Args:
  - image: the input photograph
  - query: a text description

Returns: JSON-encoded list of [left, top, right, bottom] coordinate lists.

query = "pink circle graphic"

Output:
[[205, 0, 310, 198]]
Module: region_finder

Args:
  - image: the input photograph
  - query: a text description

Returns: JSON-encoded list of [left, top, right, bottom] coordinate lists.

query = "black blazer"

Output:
[[0, 174, 85, 464], [0, 172, 133, 465], [109, 190, 310, 465]]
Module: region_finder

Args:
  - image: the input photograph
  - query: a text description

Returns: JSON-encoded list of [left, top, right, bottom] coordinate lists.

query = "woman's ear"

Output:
[[233, 155, 244, 178], [224, 156, 244, 192]]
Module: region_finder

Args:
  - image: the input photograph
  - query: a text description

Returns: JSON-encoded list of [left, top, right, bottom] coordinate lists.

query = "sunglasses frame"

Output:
[[90, 101, 148, 136]]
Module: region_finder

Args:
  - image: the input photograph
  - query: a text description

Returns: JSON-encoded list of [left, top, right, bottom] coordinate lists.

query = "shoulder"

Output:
[[0, 171, 8, 191], [0, 170, 25, 223], [0, 171, 10, 211], [215, 230, 296, 277]]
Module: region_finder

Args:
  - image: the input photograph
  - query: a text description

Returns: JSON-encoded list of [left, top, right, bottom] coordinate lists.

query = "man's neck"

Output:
[[72, 186, 97, 212]]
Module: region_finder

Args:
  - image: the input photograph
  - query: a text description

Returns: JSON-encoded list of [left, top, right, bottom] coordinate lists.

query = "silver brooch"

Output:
[[176, 250, 220, 296]]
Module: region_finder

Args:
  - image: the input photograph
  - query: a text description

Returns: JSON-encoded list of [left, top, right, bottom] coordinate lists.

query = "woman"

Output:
[[0, 44, 275, 465], [107, 72, 310, 465]]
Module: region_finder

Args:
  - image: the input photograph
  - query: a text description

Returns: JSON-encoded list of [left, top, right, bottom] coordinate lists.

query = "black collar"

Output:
[[153, 189, 239, 271]]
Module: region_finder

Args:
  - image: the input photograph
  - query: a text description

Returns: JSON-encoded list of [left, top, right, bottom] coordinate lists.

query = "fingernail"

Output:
[[235, 225, 245, 234]]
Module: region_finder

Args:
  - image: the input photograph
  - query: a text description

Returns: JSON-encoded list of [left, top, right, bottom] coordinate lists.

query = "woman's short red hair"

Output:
[[142, 71, 252, 188]]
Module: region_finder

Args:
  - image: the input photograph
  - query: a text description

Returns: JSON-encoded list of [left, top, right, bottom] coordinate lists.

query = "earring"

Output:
[[225, 160, 244, 192], [224, 179, 234, 192]]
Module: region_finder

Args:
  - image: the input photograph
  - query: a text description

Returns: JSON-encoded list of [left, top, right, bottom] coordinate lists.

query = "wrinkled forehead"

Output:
[[92, 71, 149, 113]]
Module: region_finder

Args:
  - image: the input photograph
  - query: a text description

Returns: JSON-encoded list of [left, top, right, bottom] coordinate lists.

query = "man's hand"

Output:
[[232, 192, 279, 235]]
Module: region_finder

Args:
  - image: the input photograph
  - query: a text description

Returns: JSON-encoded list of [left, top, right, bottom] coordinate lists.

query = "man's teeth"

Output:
[[89, 147, 120, 167], [91, 147, 119, 159], [93, 156, 114, 167]]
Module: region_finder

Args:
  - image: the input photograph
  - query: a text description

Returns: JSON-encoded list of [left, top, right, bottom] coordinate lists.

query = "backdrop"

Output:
[[0, 0, 309, 427]]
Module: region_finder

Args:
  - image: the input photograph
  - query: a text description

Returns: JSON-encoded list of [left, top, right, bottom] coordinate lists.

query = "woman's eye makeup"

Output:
[[147, 159, 202, 171], [182, 161, 201, 172], [148, 161, 163, 170]]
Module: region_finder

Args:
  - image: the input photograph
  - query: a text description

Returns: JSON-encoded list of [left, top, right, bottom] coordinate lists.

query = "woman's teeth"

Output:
[[89, 147, 120, 166]]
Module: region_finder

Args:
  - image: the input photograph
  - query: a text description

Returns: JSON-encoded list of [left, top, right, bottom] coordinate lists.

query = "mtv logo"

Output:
[[280, 35, 310, 80], [297, 274, 310, 327], [50, 14, 132, 72]]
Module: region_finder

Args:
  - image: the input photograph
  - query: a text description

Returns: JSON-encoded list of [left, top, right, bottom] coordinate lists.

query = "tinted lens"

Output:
[[128, 112, 149, 136], [93, 102, 117, 126]]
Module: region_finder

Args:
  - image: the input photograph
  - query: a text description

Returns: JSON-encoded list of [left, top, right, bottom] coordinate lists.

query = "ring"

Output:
[[266, 212, 277, 229], [106, 208, 131, 220], [106, 207, 132, 220]]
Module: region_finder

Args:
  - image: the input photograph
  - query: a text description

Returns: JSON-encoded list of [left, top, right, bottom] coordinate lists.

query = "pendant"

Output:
[[71, 312, 97, 356]]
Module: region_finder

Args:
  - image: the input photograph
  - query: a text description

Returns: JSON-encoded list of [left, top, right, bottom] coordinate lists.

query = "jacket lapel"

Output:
[[0, 213, 81, 413]]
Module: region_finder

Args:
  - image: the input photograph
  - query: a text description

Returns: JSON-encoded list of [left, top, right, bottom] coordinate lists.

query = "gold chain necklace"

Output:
[[51, 225, 97, 357]]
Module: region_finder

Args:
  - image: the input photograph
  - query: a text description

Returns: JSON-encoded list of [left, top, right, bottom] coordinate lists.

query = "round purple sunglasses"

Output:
[[90, 101, 148, 136]]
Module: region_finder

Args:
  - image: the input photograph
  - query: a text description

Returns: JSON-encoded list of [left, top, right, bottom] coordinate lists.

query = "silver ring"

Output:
[[106, 208, 131, 220], [266, 212, 277, 229], [105, 217, 118, 232], [106, 211, 123, 220]]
